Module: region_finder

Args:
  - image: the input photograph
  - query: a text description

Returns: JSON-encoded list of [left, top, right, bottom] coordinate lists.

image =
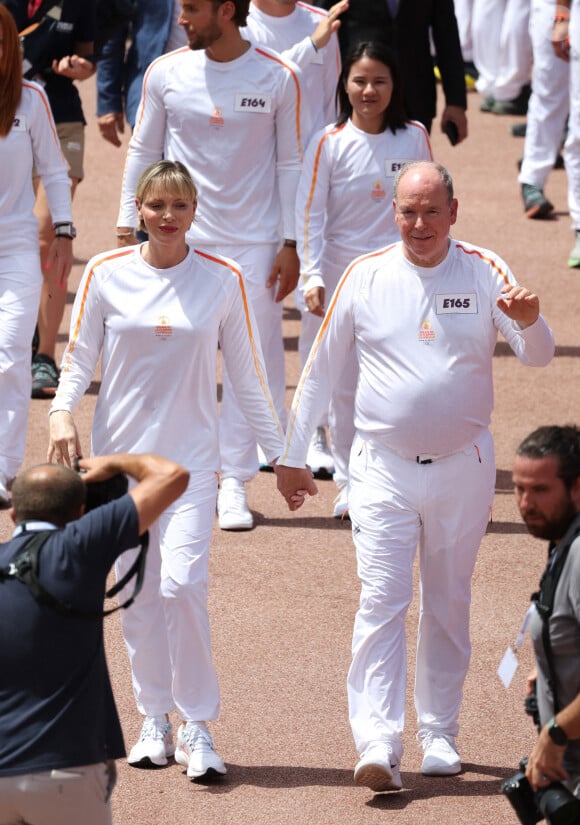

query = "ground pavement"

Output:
[[1, 77, 578, 825]]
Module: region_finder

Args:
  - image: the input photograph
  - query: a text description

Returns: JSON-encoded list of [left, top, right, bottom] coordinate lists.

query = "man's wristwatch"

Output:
[[54, 222, 77, 240], [547, 717, 568, 746]]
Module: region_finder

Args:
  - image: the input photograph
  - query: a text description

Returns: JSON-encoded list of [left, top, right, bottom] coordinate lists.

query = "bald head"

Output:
[[11, 464, 86, 527], [393, 161, 454, 206], [392, 160, 458, 268]]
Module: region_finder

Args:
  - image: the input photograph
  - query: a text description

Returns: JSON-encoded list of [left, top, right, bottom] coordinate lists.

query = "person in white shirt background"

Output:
[[0, 5, 73, 506], [241, 0, 346, 476], [295, 41, 432, 517]]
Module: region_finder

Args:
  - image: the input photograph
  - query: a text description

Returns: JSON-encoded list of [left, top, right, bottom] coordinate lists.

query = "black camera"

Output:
[[525, 681, 541, 732], [73, 458, 128, 512], [501, 758, 580, 824]]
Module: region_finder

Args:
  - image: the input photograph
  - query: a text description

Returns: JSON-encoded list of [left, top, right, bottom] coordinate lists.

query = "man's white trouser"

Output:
[[473, 0, 532, 100], [519, 0, 569, 187], [565, 1, 580, 230], [347, 430, 495, 759]]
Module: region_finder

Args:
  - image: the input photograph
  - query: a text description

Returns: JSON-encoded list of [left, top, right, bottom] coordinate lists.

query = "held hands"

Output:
[[98, 112, 125, 147], [48, 410, 82, 467], [305, 286, 326, 317], [274, 465, 318, 511], [266, 245, 300, 303], [497, 284, 540, 328], [311, 0, 349, 51]]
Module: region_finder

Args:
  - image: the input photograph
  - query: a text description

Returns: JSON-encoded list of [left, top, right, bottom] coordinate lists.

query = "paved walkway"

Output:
[[1, 77, 577, 825]]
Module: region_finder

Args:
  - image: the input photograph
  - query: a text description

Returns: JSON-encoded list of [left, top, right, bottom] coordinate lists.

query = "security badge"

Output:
[[385, 159, 411, 177], [234, 94, 272, 113], [435, 293, 478, 314]]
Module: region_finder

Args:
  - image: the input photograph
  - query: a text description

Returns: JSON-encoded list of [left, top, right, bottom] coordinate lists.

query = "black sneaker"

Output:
[[492, 85, 531, 116], [31, 354, 60, 398], [521, 183, 554, 220], [511, 122, 527, 138]]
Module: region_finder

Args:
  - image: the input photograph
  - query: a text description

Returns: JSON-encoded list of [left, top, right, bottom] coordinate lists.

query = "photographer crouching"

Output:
[[505, 425, 580, 824], [0, 453, 188, 825]]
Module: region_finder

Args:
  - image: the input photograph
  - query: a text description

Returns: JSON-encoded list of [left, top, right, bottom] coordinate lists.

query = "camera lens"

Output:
[[537, 784, 580, 825]]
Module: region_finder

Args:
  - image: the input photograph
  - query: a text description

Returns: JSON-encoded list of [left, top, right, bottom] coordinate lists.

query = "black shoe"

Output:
[[480, 96, 495, 112], [492, 85, 531, 116], [510, 122, 527, 137], [31, 354, 60, 398], [521, 183, 554, 219]]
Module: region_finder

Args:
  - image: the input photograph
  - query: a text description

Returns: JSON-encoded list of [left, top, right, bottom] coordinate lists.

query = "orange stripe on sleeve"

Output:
[[24, 82, 60, 147], [282, 246, 389, 459], [255, 47, 304, 161], [133, 47, 189, 134], [454, 243, 512, 286], [62, 249, 134, 370], [194, 249, 284, 437], [302, 124, 345, 271]]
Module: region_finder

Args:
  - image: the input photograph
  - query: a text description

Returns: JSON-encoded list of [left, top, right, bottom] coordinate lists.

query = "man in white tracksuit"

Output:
[[276, 161, 555, 792]]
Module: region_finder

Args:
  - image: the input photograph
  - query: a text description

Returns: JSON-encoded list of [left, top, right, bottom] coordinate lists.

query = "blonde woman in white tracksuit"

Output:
[[49, 161, 284, 784]]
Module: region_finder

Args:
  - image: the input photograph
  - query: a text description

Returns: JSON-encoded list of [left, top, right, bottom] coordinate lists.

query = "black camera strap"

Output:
[[532, 514, 580, 713], [0, 529, 149, 620]]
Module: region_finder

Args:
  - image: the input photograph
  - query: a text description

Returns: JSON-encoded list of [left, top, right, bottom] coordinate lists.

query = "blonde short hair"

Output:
[[135, 160, 197, 232]]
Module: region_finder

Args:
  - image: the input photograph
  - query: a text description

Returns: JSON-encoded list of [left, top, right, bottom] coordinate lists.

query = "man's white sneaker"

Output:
[[306, 426, 334, 477], [128, 716, 174, 768], [217, 478, 253, 531], [420, 733, 461, 776], [333, 486, 349, 520], [354, 744, 402, 792], [175, 722, 227, 780]]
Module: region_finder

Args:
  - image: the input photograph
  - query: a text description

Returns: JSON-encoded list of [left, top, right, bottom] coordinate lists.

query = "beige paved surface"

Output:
[[1, 77, 578, 824]]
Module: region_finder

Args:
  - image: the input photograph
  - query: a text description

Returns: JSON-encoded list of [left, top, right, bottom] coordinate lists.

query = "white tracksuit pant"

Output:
[[215, 243, 287, 481], [519, 0, 569, 188], [0, 254, 42, 484], [566, 0, 580, 231], [473, 0, 532, 100], [115, 471, 219, 722], [346, 430, 495, 759]]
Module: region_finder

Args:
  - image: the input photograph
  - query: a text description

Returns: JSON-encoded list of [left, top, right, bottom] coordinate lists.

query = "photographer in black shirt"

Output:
[[0, 452, 188, 825]]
